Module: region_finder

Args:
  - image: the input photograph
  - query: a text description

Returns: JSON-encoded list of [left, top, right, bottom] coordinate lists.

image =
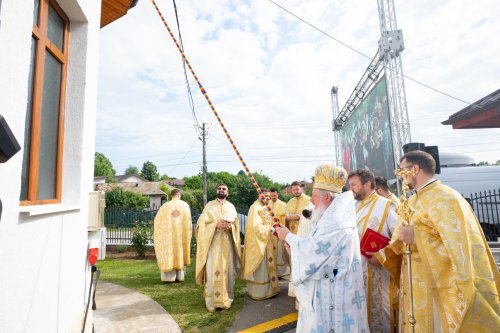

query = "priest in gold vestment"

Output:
[[241, 189, 279, 300], [375, 175, 400, 208], [283, 181, 311, 297], [153, 189, 192, 282], [376, 150, 500, 332], [270, 188, 289, 278], [195, 184, 241, 312], [349, 168, 399, 333]]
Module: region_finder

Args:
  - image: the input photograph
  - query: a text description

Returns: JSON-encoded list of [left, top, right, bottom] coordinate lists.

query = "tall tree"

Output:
[[124, 165, 139, 175], [141, 161, 160, 181], [94, 152, 116, 182]]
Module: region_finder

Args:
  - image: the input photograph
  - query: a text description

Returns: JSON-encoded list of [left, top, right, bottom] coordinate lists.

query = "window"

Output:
[[21, 0, 69, 205]]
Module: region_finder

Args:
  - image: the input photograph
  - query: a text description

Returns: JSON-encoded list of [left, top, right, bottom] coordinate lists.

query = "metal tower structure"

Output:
[[377, 0, 411, 163], [333, 0, 411, 170], [330, 85, 340, 165]]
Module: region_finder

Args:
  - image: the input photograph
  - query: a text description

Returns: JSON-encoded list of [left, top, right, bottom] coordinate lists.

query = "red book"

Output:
[[360, 227, 391, 258]]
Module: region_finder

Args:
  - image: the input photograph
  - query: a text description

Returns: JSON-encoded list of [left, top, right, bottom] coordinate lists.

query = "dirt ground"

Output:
[[106, 246, 157, 260]]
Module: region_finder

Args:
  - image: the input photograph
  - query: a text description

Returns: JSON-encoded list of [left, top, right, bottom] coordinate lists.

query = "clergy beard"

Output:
[[217, 193, 227, 199], [310, 205, 326, 224]]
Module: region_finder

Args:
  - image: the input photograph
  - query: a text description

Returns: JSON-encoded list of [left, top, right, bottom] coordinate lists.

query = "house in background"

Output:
[[0, 0, 137, 332], [164, 178, 185, 187], [94, 175, 107, 186], [115, 173, 148, 183], [96, 181, 174, 209]]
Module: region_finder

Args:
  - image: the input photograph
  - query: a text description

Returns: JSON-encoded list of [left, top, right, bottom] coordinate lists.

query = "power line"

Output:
[[172, 0, 199, 131], [265, 0, 486, 110]]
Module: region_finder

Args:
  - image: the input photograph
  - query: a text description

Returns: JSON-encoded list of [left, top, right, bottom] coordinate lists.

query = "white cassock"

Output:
[[285, 191, 369, 333]]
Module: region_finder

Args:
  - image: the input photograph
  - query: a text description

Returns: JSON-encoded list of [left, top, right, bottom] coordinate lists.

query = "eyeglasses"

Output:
[[395, 165, 414, 173]]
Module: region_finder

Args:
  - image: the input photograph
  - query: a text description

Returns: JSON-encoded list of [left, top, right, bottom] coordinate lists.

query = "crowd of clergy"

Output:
[[153, 150, 500, 333]]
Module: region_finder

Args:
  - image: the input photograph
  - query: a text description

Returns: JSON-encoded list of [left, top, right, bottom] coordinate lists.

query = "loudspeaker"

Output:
[[403, 142, 425, 154], [425, 146, 441, 174], [0, 115, 21, 163], [402, 142, 441, 174]]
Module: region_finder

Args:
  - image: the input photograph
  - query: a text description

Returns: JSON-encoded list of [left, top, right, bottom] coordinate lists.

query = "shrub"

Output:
[[116, 245, 128, 253], [131, 221, 151, 257]]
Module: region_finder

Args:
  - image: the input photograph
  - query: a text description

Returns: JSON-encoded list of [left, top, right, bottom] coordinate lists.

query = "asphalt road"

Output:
[[228, 279, 297, 333]]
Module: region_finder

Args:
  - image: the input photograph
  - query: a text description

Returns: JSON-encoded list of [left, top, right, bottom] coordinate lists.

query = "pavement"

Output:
[[92, 278, 298, 333], [93, 281, 181, 333], [227, 279, 297, 333]]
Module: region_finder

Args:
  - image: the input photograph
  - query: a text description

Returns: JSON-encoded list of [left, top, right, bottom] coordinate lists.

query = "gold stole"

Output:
[[258, 209, 279, 290], [357, 192, 393, 328]]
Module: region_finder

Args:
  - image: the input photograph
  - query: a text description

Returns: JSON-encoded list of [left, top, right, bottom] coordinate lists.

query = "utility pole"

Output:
[[201, 123, 208, 207]]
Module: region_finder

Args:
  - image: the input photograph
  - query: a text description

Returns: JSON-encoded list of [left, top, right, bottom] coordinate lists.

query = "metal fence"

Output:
[[470, 189, 500, 241], [104, 205, 248, 245]]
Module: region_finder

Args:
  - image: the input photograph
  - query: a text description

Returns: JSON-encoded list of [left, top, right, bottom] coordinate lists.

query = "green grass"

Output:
[[98, 258, 245, 333]]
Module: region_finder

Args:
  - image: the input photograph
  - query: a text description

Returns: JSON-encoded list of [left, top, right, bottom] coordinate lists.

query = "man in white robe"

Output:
[[276, 164, 369, 333]]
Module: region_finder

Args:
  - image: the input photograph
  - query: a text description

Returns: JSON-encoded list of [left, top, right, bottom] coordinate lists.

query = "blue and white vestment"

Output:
[[286, 191, 369, 333]]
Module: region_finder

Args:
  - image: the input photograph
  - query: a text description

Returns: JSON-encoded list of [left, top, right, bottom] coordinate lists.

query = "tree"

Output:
[[124, 165, 139, 175], [182, 170, 287, 211], [495, 160, 500, 165], [160, 174, 170, 180], [478, 161, 490, 166], [105, 188, 149, 209], [94, 152, 115, 182], [141, 161, 160, 181]]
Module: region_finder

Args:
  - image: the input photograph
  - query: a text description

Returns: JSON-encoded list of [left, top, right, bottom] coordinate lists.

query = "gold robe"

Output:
[[270, 199, 289, 277], [356, 192, 399, 333], [284, 193, 311, 234], [378, 181, 500, 332], [389, 192, 400, 208], [153, 198, 192, 278], [195, 199, 241, 312], [241, 200, 279, 300]]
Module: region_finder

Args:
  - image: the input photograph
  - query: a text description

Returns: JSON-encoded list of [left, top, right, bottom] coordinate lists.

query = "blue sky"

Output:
[[96, 0, 500, 183]]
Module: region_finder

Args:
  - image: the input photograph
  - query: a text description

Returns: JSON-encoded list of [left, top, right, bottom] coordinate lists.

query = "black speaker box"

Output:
[[403, 142, 425, 154], [424, 146, 441, 174], [0, 115, 21, 163]]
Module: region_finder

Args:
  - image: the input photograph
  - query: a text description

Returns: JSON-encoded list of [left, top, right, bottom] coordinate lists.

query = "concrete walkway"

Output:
[[93, 281, 181, 333]]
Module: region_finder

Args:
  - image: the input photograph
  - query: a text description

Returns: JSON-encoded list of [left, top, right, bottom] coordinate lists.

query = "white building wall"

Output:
[[0, 0, 101, 332]]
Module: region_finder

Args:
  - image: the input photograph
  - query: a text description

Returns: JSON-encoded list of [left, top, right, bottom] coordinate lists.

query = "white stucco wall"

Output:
[[0, 0, 101, 332]]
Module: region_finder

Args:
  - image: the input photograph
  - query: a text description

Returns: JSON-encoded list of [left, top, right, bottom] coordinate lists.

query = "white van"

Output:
[[436, 153, 500, 240], [437, 165, 500, 198]]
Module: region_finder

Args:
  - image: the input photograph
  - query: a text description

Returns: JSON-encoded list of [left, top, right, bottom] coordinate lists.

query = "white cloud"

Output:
[[97, 0, 500, 182]]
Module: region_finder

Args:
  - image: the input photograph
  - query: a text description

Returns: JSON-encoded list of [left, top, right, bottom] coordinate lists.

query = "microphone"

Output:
[[302, 208, 312, 219]]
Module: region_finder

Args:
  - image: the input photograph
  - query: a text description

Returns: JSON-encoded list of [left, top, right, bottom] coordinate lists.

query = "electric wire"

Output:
[[265, 0, 486, 110], [172, 0, 199, 130]]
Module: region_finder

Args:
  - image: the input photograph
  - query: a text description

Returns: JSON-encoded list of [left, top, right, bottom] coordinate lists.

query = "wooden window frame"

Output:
[[21, 0, 70, 206]]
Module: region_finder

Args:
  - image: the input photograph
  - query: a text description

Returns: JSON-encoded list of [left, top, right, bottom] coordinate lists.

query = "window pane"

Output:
[[46, 3, 64, 50], [37, 50, 61, 200], [33, 0, 39, 26], [20, 38, 37, 201]]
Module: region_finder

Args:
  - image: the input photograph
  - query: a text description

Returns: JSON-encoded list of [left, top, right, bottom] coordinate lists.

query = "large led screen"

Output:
[[340, 76, 396, 180]]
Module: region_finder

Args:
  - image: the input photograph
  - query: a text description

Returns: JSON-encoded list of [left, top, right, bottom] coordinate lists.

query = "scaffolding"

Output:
[[333, 0, 411, 170]]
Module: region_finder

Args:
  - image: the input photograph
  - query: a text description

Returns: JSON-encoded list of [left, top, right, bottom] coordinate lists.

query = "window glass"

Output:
[[46, 3, 64, 50], [33, 0, 39, 26], [20, 38, 37, 201], [37, 50, 61, 200]]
